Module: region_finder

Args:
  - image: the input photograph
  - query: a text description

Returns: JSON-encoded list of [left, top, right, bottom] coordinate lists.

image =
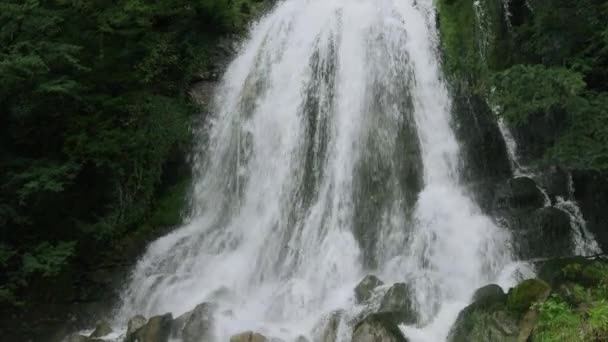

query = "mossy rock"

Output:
[[506, 279, 550, 316], [449, 285, 517, 342], [449, 309, 519, 342]]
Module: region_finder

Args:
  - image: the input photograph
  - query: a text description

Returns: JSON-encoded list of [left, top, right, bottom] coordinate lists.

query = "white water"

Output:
[[114, 0, 520, 341]]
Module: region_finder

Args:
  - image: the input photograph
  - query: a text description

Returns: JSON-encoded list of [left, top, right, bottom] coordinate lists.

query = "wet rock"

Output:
[[170, 310, 192, 339], [352, 313, 408, 342], [355, 275, 384, 303], [541, 166, 570, 202], [572, 170, 608, 251], [510, 207, 573, 259], [450, 92, 511, 214], [230, 331, 268, 342], [315, 310, 343, 342], [127, 315, 147, 337], [377, 283, 417, 324], [495, 177, 545, 211], [90, 321, 112, 338], [182, 302, 217, 342], [125, 313, 173, 342]]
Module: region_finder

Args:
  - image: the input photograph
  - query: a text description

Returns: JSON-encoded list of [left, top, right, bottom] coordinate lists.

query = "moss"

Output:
[[506, 278, 550, 316]]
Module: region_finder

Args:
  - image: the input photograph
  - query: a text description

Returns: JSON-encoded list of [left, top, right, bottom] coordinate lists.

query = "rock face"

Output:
[[572, 170, 608, 251], [499, 177, 546, 210], [355, 275, 384, 303], [450, 92, 512, 214], [377, 283, 417, 324], [352, 313, 409, 342], [182, 302, 216, 342], [125, 313, 173, 342], [230, 331, 268, 342], [516, 207, 573, 258]]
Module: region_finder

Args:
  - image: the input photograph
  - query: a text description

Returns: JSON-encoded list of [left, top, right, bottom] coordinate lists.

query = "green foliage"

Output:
[[532, 261, 608, 341], [491, 65, 585, 124], [0, 0, 264, 305], [533, 296, 583, 342], [588, 300, 608, 337], [21, 241, 75, 277], [438, 0, 608, 172]]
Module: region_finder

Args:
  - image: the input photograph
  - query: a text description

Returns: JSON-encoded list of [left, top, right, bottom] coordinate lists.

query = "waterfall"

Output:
[[114, 0, 519, 340]]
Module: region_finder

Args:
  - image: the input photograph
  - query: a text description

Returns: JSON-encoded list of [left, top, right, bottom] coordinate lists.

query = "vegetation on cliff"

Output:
[[438, 0, 608, 171], [0, 0, 265, 308]]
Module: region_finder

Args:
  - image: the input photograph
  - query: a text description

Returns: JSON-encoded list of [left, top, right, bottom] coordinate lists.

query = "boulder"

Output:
[[506, 279, 550, 316], [315, 310, 343, 342], [355, 275, 384, 303], [472, 284, 507, 306], [352, 313, 408, 342], [125, 313, 173, 342], [182, 302, 217, 342], [377, 283, 417, 324], [90, 321, 112, 338], [127, 315, 147, 337], [229, 331, 268, 342], [170, 310, 192, 339], [448, 284, 518, 342]]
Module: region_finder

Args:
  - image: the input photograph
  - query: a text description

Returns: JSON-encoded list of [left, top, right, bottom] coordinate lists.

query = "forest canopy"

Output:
[[0, 0, 259, 305]]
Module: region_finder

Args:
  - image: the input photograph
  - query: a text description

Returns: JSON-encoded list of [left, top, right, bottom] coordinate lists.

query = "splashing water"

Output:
[[115, 0, 519, 340]]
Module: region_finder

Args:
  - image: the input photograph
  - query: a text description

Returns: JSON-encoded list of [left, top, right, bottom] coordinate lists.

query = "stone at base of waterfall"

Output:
[[230, 331, 268, 342], [90, 321, 112, 338], [355, 275, 384, 303], [127, 315, 147, 337], [125, 313, 173, 342], [473, 284, 507, 306], [448, 284, 518, 342], [181, 302, 217, 342], [352, 313, 409, 342], [377, 283, 417, 324], [314, 310, 343, 342], [449, 280, 550, 342]]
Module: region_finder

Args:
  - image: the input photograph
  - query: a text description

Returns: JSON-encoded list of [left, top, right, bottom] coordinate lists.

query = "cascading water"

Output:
[[114, 0, 521, 340]]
